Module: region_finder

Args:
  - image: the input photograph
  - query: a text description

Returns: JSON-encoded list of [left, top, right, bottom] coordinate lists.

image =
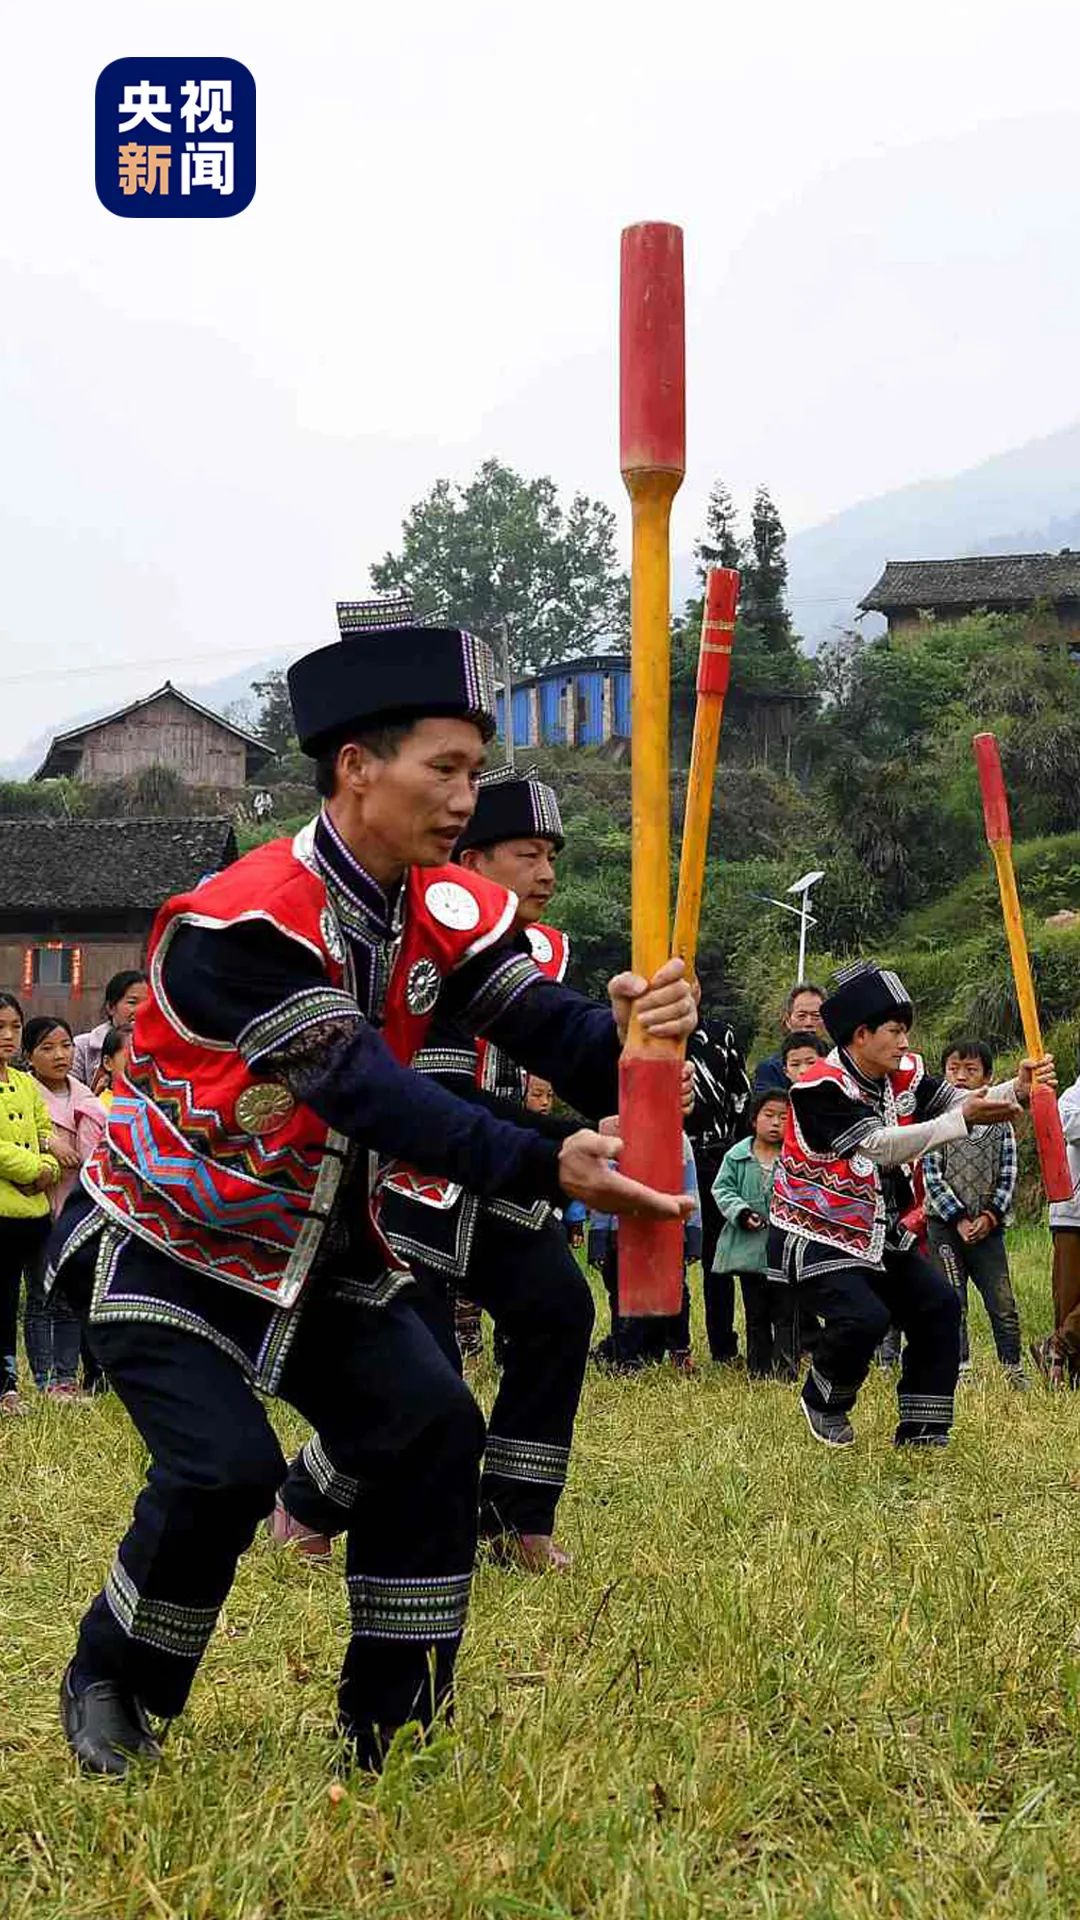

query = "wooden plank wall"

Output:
[[0, 935, 147, 1035], [77, 692, 247, 788]]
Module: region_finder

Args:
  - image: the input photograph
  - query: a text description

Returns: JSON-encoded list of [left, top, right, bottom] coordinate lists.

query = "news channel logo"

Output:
[[96, 58, 255, 217]]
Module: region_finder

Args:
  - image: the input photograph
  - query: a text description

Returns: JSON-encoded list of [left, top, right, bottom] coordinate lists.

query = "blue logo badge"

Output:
[[96, 58, 255, 218]]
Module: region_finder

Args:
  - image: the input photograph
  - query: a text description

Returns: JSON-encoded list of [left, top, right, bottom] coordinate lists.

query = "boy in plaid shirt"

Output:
[[923, 1037, 1028, 1389]]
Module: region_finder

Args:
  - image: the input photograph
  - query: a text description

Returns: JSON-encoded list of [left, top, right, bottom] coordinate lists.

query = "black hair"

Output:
[[313, 721, 418, 798], [103, 969, 148, 1017], [784, 980, 824, 1016], [0, 992, 23, 1022], [23, 1015, 74, 1056], [781, 1030, 829, 1064], [941, 1036, 993, 1076], [750, 1086, 790, 1127], [101, 1026, 128, 1065]]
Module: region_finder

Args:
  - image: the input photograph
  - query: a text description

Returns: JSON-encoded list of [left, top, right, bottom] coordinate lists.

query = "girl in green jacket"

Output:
[[0, 995, 60, 1413], [711, 1088, 796, 1379]]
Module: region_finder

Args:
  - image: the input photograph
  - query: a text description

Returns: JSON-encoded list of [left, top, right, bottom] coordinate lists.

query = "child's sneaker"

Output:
[[1003, 1363, 1031, 1392]]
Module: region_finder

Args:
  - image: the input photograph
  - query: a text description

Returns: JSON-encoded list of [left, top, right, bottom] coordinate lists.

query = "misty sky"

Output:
[[3, 0, 1080, 749]]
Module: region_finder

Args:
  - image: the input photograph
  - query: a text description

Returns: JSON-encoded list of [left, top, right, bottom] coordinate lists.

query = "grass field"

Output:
[[4, 1228, 1080, 1918]]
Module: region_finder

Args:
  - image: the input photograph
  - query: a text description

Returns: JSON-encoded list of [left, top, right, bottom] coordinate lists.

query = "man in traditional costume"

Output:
[[49, 623, 697, 1776], [274, 765, 593, 1573], [768, 960, 1049, 1450]]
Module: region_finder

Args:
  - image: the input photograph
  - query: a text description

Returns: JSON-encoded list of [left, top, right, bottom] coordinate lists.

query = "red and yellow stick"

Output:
[[617, 221, 686, 1316], [973, 731, 1071, 1202], [672, 567, 739, 984]]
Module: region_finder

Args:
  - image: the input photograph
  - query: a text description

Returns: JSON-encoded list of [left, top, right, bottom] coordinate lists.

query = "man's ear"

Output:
[[457, 846, 480, 875], [336, 741, 372, 793]]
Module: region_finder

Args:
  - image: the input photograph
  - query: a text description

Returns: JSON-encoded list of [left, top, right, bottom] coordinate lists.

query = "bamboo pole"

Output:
[[672, 566, 739, 985], [617, 221, 686, 1315], [973, 731, 1071, 1202]]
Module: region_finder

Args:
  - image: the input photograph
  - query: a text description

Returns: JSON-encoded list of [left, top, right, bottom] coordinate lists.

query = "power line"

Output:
[[0, 641, 288, 689], [0, 590, 872, 691]]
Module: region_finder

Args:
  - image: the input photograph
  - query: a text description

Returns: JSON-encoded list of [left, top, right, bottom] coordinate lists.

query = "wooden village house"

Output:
[[0, 817, 238, 1030], [860, 551, 1080, 642], [34, 683, 272, 790]]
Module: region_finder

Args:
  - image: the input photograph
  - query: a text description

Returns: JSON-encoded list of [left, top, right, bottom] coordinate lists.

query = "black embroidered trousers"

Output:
[[72, 1266, 484, 1765], [786, 1237, 961, 1440], [284, 1213, 594, 1541]]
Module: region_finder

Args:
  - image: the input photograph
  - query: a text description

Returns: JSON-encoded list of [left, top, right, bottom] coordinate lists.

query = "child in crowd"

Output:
[[22, 1016, 105, 1401], [0, 994, 60, 1415], [923, 1037, 1028, 1390], [92, 1026, 129, 1107], [72, 969, 148, 1090], [753, 984, 827, 1093], [781, 1030, 830, 1083], [590, 1134, 702, 1372], [711, 1089, 797, 1378]]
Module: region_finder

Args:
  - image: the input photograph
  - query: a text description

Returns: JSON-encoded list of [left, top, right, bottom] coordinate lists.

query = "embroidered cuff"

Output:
[[461, 954, 541, 1033], [410, 1045, 477, 1080], [238, 987, 364, 1068], [829, 1117, 878, 1157]]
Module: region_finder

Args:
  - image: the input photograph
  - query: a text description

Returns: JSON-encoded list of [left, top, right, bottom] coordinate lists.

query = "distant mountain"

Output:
[[785, 420, 1080, 649], [13, 416, 1080, 778]]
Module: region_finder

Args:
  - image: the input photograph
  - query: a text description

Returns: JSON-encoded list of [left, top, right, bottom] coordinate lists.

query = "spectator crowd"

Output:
[[2, 964, 1078, 1412]]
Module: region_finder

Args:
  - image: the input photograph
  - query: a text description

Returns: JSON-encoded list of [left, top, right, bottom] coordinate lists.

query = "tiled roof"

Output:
[[860, 552, 1080, 612], [0, 817, 238, 913]]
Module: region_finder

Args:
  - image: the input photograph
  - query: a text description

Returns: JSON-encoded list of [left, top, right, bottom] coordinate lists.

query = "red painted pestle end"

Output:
[[619, 223, 686, 479], [697, 567, 739, 697], [616, 1052, 686, 1316], [1030, 1082, 1073, 1204], [973, 732, 1011, 845]]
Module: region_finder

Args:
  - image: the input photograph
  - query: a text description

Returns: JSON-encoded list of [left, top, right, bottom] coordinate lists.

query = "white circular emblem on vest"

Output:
[[320, 907, 345, 964], [895, 1091, 916, 1116], [424, 880, 480, 932], [406, 957, 441, 1016], [527, 927, 554, 966], [850, 1152, 874, 1177]]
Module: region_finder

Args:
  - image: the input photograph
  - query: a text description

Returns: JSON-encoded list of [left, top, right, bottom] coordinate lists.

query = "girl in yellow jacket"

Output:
[[0, 994, 60, 1413]]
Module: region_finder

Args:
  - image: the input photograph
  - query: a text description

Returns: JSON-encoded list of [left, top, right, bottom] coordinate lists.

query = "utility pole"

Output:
[[501, 618, 515, 769]]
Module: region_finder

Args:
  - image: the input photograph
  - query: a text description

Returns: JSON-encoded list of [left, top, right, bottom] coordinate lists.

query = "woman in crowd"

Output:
[[0, 994, 60, 1415], [22, 1015, 105, 1402], [72, 970, 148, 1091], [92, 1027, 129, 1108]]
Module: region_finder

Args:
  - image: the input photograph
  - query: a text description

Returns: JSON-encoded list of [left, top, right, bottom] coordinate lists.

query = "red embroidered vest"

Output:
[[770, 1052, 924, 1264], [82, 826, 518, 1307], [381, 920, 568, 1219]]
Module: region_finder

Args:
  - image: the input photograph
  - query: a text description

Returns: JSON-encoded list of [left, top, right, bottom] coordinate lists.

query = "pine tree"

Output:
[[741, 486, 792, 653], [694, 479, 743, 581]]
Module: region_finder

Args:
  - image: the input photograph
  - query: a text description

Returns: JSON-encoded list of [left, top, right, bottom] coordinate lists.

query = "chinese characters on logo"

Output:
[[96, 60, 255, 217]]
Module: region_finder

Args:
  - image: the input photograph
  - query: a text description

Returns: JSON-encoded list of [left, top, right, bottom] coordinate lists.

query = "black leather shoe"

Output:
[[60, 1663, 163, 1776]]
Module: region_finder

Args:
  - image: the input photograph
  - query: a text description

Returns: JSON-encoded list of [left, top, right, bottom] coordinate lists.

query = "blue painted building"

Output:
[[495, 654, 630, 750]]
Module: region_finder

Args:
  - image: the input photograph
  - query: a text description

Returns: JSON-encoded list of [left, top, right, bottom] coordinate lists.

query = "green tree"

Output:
[[250, 671, 297, 757], [740, 486, 794, 653], [672, 485, 812, 760], [694, 478, 743, 580], [370, 459, 629, 674]]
